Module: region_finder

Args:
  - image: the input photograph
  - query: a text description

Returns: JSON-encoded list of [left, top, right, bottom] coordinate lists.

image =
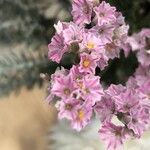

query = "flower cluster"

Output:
[[127, 28, 150, 66], [47, 0, 150, 150]]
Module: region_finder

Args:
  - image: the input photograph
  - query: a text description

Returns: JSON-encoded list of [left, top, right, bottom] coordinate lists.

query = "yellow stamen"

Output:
[[86, 41, 95, 49], [83, 59, 91, 68], [77, 110, 84, 120]]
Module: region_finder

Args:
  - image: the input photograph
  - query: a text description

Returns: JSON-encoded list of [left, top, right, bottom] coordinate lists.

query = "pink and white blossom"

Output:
[[54, 21, 69, 34], [113, 89, 139, 113], [51, 75, 76, 99], [90, 25, 114, 44], [79, 75, 104, 105], [99, 122, 127, 150], [79, 53, 97, 74], [63, 22, 83, 44], [106, 84, 126, 97], [94, 1, 116, 26], [48, 33, 68, 63], [94, 53, 109, 70], [56, 98, 81, 120], [104, 42, 120, 59], [95, 96, 115, 123], [127, 106, 150, 137], [79, 33, 102, 52], [71, 103, 93, 131], [72, 0, 93, 25]]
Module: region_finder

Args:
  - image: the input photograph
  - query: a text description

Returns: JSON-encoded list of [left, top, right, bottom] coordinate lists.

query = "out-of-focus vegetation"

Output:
[[0, 0, 149, 97]]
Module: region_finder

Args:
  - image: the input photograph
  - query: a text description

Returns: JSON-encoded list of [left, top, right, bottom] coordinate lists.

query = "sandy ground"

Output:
[[0, 86, 56, 150]]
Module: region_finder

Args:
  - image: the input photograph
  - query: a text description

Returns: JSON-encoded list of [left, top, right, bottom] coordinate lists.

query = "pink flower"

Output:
[[137, 50, 150, 67], [127, 106, 150, 137], [71, 103, 93, 131], [69, 65, 84, 81], [106, 84, 126, 97], [48, 33, 68, 63], [95, 96, 115, 123], [94, 53, 109, 70], [69, 66, 104, 105], [137, 28, 150, 50], [128, 32, 145, 51], [72, 0, 93, 25], [56, 98, 81, 120], [94, 1, 116, 26], [63, 22, 83, 44], [113, 12, 125, 26], [51, 75, 76, 99], [126, 36, 140, 51], [138, 80, 150, 108], [135, 65, 150, 77], [79, 53, 97, 74], [112, 25, 129, 56], [139, 80, 150, 95], [127, 71, 150, 88], [126, 76, 139, 89], [79, 75, 104, 105], [90, 25, 114, 44], [104, 42, 120, 59], [127, 66, 150, 90], [99, 122, 127, 150], [141, 28, 150, 37], [79, 33, 102, 52], [113, 25, 129, 46], [114, 89, 139, 113], [69, 65, 86, 91], [128, 28, 150, 66], [51, 67, 69, 82]]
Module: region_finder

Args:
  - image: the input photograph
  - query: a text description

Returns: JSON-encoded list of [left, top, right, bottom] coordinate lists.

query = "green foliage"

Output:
[[0, 0, 71, 46], [0, 51, 57, 97]]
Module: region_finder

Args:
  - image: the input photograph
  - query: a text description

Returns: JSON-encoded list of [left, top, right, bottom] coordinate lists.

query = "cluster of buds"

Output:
[[47, 0, 150, 150]]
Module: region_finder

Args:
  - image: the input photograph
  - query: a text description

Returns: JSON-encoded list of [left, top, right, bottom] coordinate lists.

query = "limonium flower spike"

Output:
[[46, 0, 150, 149]]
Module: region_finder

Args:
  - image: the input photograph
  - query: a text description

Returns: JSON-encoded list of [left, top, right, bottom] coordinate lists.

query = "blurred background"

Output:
[[0, 0, 150, 150]]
